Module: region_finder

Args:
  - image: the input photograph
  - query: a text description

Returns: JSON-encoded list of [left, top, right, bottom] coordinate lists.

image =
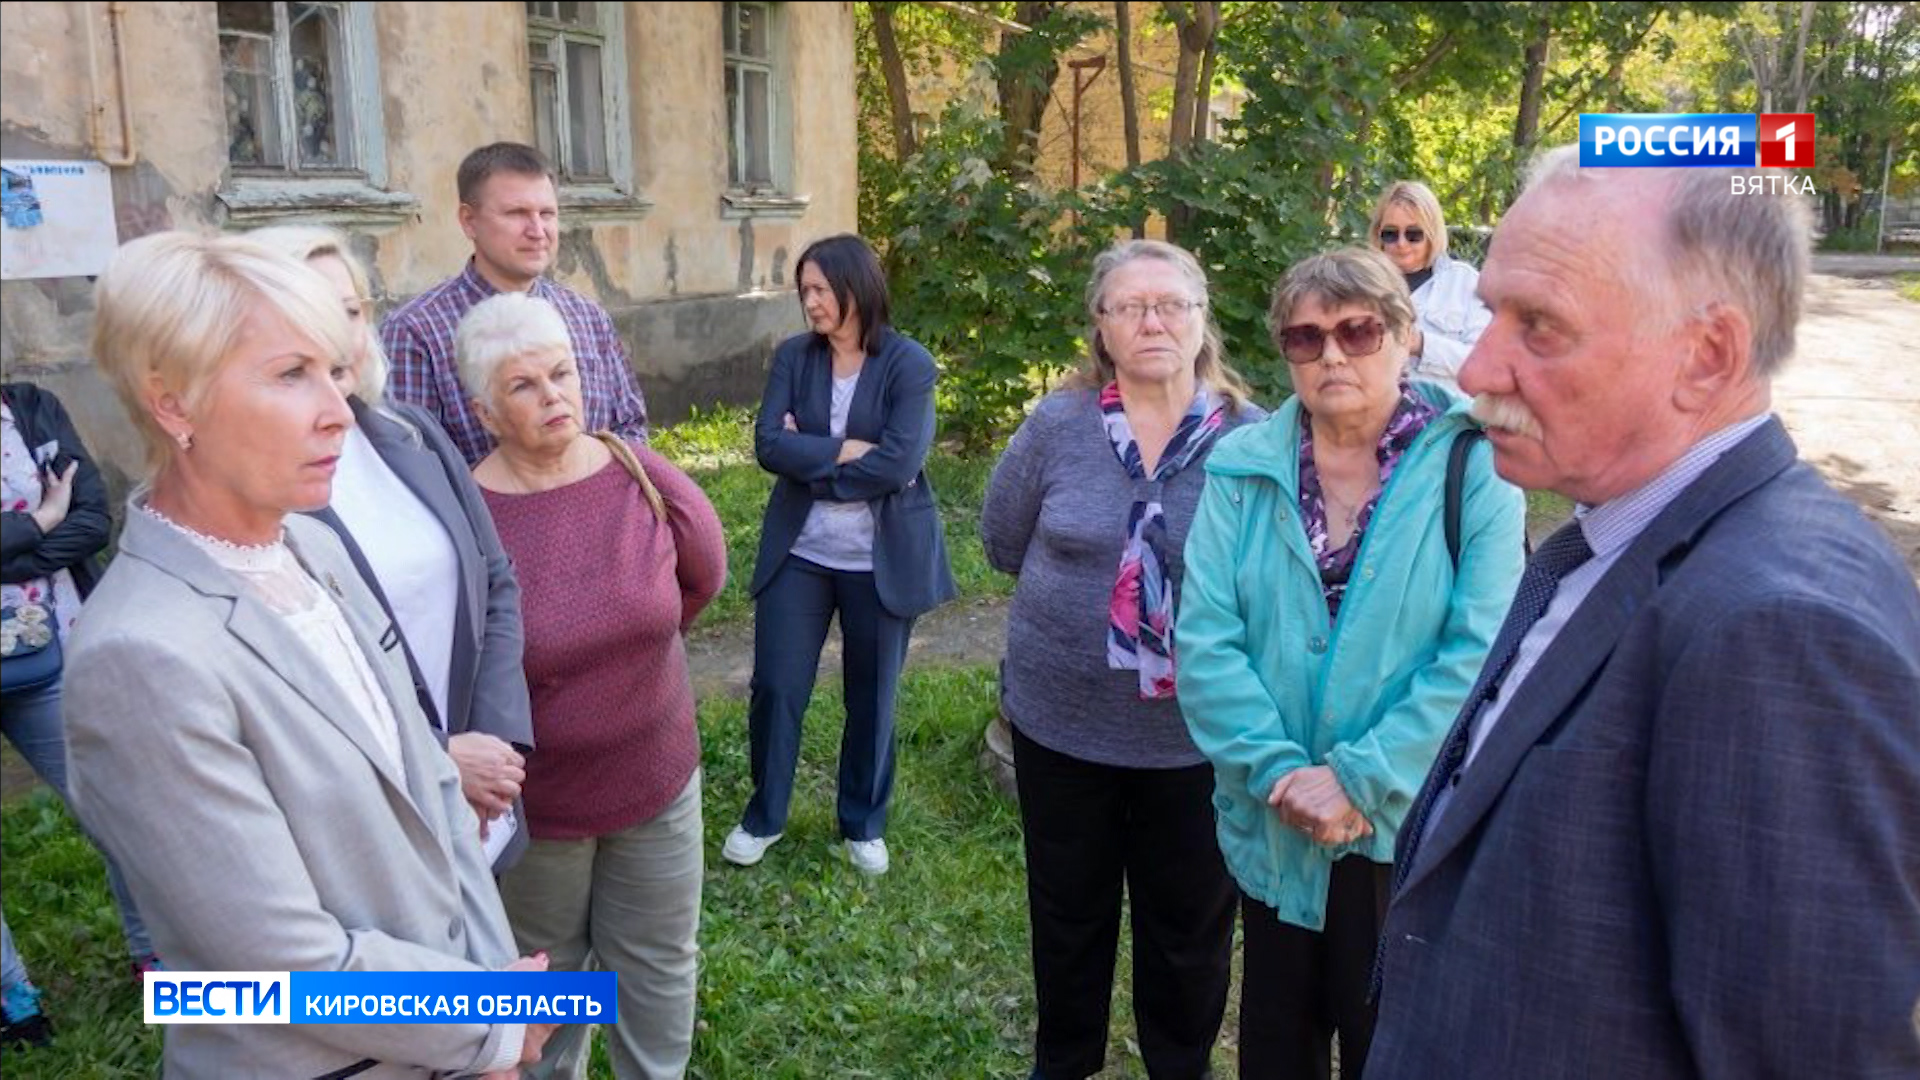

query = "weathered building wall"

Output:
[[2, 1, 855, 491]]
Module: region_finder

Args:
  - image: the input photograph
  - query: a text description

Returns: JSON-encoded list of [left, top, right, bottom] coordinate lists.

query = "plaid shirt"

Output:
[[381, 260, 649, 464]]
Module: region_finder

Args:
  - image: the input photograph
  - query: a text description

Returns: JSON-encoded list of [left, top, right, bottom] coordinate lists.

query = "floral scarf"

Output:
[[1103, 382, 1228, 699], [1297, 379, 1439, 619]]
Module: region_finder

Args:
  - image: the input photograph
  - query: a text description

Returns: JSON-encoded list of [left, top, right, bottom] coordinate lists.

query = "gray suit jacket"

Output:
[[305, 399, 534, 870], [65, 504, 522, 1079], [1369, 419, 1920, 1079]]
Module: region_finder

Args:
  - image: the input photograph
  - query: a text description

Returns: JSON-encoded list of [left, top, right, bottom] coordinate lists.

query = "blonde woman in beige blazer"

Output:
[[62, 231, 555, 1079]]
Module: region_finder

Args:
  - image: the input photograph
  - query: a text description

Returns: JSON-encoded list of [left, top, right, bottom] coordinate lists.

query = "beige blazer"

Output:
[[64, 502, 520, 1078]]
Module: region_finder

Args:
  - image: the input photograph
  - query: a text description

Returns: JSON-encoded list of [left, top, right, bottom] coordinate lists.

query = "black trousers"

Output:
[[742, 556, 912, 842], [1238, 857, 1392, 1080], [1013, 724, 1236, 1080]]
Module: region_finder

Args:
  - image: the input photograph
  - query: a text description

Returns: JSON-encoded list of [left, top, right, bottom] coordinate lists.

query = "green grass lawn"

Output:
[[653, 407, 1012, 628], [1897, 273, 1920, 304], [2, 667, 1061, 1078]]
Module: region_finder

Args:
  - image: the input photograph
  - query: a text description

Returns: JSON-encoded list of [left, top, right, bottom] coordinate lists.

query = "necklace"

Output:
[[139, 501, 284, 554], [1321, 481, 1376, 530]]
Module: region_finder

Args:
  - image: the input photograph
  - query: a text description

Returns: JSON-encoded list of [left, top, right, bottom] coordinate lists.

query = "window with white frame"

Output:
[[525, 1, 618, 185], [723, 1, 778, 192], [217, 1, 362, 173]]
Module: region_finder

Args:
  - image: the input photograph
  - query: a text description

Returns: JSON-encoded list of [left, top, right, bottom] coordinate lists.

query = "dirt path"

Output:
[[1774, 265, 1920, 576]]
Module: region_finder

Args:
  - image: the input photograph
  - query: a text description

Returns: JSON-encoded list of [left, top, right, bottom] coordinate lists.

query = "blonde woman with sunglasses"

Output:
[[1176, 247, 1524, 1079], [1368, 180, 1492, 392]]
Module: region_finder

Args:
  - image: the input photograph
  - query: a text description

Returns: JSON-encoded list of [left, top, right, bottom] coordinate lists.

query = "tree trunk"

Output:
[[997, 1, 1062, 179], [1163, 1, 1220, 242], [1192, 33, 1218, 143], [1115, 1, 1145, 237], [1788, 0, 1815, 114], [1166, 4, 1200, 156], [871, 2, 917, 162], [1513, 12, 1552, 151], [1163, 1, 1220, 153]]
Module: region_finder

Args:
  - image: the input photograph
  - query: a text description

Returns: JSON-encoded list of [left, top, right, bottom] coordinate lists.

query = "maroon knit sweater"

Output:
[[481, 443, 726, 839]]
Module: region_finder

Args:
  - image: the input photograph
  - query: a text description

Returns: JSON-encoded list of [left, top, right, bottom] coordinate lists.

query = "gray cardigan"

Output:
[[981, 387, 1266, 768]]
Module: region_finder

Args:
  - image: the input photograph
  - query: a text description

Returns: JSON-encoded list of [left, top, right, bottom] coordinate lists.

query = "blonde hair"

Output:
[[91, 231, 357, 475], [453, 292, 574, 405], [1070, 239, 1253, 410], [1524, 144, 1810, 376], [1269, 247, 1418, 348], [1369, 180, 1450, 264], [247, 224, 390, 404]]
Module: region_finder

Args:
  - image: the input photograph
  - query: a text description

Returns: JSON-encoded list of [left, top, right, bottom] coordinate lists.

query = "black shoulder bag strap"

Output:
[[1445, 427, 1485, 568]]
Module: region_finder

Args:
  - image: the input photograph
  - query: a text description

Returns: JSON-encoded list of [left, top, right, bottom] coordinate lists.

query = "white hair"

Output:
[[454, 293, 574, 405], [1525, 144, 1811, 376]]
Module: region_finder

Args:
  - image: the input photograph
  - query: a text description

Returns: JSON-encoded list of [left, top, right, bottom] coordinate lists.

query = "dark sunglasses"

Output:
[[1378, 227, 1426, 246], [1279, 316, 1387, 365]]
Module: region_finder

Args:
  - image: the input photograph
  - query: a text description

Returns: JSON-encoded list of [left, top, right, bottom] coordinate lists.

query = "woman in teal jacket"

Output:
[[1177, 248, 1524, 1080]]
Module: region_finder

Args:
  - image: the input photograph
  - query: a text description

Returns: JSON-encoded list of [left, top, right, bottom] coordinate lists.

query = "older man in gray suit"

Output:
[[1368, 148, 1920, 1077]]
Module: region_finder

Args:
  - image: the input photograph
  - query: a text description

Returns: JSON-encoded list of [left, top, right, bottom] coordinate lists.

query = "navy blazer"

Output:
[[304, 399, 534, 868], [750, 328, 957, 619], [1369, 418, 1920, 1079]]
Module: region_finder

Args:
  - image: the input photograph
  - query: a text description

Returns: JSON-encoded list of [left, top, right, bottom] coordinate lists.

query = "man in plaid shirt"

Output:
[[382, 142, 648, 464]]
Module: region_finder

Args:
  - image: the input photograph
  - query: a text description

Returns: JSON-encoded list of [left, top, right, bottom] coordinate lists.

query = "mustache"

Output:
[[1470, 393, 1544, 441]]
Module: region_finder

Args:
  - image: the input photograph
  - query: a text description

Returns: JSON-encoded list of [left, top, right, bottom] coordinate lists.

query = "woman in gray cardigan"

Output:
[[983, 239, 1265, 1080], [253, 226, 535, 872]]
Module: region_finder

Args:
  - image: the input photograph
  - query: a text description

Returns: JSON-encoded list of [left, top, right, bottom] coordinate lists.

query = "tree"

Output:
[[1116, 1, 1142, 170], [1115, 1, 1146, 237], [1735, 0, 1824, 113], [1164, 1, 1224, 153], [871, 2, 918, 162], [1514, 4, 1554, 152], [996, 2, 1065, 178]]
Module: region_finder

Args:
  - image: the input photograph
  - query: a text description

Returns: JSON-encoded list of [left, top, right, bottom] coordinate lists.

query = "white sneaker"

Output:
[[845, 838, 890, 876], [721, 827, 781, 866]]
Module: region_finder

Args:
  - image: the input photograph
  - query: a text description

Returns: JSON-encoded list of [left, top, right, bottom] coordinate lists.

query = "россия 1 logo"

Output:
[[1580, 113, 1817, 168], [1579, 113, 1816, 194]]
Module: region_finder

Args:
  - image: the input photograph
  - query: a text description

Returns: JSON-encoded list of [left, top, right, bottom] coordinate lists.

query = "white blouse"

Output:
[[329, 425, 460, 728], [142, 503, 408, 783]]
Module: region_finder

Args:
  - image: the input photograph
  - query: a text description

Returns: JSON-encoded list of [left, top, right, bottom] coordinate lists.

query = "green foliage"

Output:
[[1897, 274, 1920, 304], [1098, 146, 1332, 402], [851, 0, 1911, 442], [1817, 219, 1891, 252], [866, 103, 1112, 451], [0, 791, 160, 1077]]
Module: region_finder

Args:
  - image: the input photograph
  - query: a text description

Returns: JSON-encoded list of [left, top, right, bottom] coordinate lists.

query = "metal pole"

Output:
[[1875, 136, 1894, 254]]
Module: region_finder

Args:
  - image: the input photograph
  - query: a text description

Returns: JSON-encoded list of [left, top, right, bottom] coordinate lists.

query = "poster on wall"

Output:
[[1, 160, 120, 281]]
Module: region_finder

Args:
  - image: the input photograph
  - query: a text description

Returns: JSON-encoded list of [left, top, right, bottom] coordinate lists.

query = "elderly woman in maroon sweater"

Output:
[[457, 292, 725, 1080]]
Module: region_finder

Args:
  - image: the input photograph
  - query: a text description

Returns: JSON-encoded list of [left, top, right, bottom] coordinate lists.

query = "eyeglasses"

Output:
[[1279, 316, 1387, 365], [1378, 227, 1426, 246], [1101, 298, 1204, 324]]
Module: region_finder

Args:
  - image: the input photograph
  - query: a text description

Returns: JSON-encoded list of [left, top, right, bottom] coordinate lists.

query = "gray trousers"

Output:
[[499, 770, 704, 1080]]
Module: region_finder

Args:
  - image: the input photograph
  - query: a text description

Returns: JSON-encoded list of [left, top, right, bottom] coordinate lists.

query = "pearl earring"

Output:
[[175, 430, 194, 452]]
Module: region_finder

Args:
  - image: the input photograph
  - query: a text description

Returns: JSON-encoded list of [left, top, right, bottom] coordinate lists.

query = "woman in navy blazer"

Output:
[[723, 234, 956, 876], [253, 226, 535, 872]]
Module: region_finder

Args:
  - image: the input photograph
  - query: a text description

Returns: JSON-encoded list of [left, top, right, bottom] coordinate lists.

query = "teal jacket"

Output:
[[1176, 387, 1525, 929]]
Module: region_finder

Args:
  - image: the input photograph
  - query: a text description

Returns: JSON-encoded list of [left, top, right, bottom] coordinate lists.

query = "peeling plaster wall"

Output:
[[2, 1, 856, 489]]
